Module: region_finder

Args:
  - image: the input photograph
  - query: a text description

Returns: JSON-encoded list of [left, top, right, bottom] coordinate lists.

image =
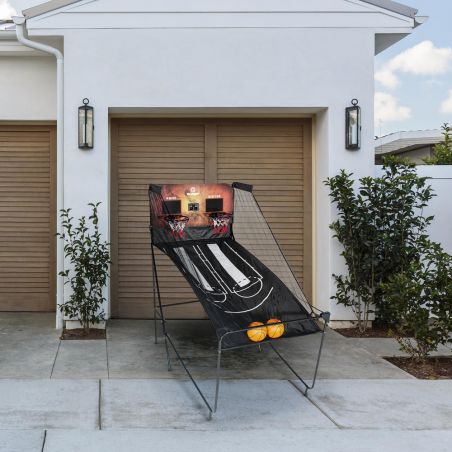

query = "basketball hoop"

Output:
[[164, 215, 189, 238], [209, 212, 232, 234]]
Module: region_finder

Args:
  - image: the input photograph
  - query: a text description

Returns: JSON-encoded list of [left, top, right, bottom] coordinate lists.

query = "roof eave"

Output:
[[361, 0, 418, 19], [23, 0, 81, 19], [24, 0, 420, 20]]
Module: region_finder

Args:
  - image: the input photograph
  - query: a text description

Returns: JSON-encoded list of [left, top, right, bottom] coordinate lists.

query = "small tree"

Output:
[[325, 170, 377, 332], [325, 158, 434, 332], [58, 203, 111, 334], [382, 239, 452, 361], [423, 123, 452, 165]]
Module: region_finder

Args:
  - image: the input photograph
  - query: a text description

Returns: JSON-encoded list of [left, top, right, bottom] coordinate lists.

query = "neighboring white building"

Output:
[[375, 129, 444, 164], [0, 0, 422, 326]]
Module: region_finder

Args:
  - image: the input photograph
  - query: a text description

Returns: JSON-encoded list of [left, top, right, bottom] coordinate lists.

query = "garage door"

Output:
[[0, 125, 56, 311], [111, 119, 311, 319]]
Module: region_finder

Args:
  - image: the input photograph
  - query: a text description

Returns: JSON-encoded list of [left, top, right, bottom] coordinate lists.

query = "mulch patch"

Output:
[[60, 328, 106, 340], [385, 356, 452, 379], [335, 324, 396, 338]]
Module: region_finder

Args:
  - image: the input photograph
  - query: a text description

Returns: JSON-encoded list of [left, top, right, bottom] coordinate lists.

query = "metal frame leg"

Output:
[[151, 244, 172, 371], [166, 333, 215, 418], [152, 258, 158, 345], [153, 320, 327, 419], [269, 326, 327, 396], [212, 340, 223, 418]]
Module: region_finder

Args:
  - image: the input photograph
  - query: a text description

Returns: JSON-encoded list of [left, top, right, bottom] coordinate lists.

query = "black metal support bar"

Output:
[[152, 248, 157, 345], [269, 322, 327, 396], [151, 244, 172, 371], [160, 300, 200, 308], [165, 333, 214, 415]]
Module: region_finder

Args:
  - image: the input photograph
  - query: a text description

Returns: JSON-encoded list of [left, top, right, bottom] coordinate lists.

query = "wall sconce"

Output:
[[78, 98, 94, 149], [345, 99, 361, 150]]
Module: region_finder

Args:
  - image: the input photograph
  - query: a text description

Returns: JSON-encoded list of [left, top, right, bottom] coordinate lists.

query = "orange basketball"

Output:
[[266, 319, 285, 339], [247, 322, 267, 342]]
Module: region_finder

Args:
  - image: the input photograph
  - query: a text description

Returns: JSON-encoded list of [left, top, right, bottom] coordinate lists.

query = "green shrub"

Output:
[[423, 123, 452, 165], [58, 203, 111, 334], [325, 158, 434, 331], [382, 239, 452, 361]]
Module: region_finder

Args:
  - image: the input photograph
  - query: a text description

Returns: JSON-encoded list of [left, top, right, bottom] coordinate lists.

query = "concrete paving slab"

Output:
[[107, 320, 410, 380], [0, 313, 56, 331], [0, 430, 44, 452], [106, 319, 156, 342], [52, 340, 108, 379], [0, 380, 99, 429], [351, 337, 451, 357], [107, 336, 306, 379], [0, 315, 428, 381], [44, 429, 452, 452], [283, 331, 412, 379], [107, 339, 179, 378], [101, 379, 335, 430], [0, 314, 59, 379], [0, 339, 59, 379], [307, 379, 452, 430]]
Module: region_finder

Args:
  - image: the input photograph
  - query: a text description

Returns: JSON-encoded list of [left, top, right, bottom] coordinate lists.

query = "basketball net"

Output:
[[211, 213, 232, 234], [166, 216, 189, 238]]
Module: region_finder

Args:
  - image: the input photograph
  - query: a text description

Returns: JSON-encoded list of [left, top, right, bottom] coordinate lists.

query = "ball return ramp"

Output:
[[148, 182, 330, 418]]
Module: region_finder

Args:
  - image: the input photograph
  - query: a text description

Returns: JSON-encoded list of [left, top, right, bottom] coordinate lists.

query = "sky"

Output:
[[1, 0, 451, 137], [375, 0, 452, 136]]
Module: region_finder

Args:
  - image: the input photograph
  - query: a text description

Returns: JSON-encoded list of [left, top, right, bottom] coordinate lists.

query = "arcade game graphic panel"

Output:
[[149, 183, 233, 242]]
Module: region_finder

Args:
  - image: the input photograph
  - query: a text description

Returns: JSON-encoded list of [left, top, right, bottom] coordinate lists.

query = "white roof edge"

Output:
[[375, 129, 444, 154], [23, 0, 81, 19], [24, 0, 419, 20], [376, 129, 443, 143], [361, 0, 418, 18]]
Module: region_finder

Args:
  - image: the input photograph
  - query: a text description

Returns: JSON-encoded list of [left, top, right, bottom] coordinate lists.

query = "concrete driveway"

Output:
[[0, 313, 451, 451]]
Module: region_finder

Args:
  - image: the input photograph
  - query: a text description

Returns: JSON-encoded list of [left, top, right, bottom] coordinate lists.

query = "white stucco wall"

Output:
[[408, 167, 452, 254], [422, 170, 452, 255], [374, 166, 452, 254], [0, 0, 417, 321], [0, 56, 56, 120], [55, 27, 375, 319]]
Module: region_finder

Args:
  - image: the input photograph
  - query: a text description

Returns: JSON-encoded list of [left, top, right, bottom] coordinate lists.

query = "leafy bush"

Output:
[[325, 158, 434, 332], [382, 239, 452, 361], [423, 123, 452, 165], [58, 203, 111, 334]]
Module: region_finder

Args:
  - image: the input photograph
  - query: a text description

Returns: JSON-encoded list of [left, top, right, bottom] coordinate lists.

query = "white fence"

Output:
[[375, 166, 452, 254]]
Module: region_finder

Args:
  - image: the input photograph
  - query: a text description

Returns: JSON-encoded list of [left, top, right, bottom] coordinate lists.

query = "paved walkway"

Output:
[[1, 313, 433, 380], [0, 314, 451, 451]]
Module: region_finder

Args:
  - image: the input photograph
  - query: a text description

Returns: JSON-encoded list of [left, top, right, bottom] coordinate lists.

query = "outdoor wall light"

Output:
[[345, 99, 361, 150], [78, 98, 94, 149]]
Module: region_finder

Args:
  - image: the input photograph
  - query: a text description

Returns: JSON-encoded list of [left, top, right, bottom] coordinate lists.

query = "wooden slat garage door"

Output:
[[111, 119, 311, 318], [217, 120, 311, 292], [111, 120, 207, 318], [0, 125, 56, 311]]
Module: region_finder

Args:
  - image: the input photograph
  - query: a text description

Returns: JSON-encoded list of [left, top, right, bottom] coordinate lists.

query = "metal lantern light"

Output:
[[78, 98, 94, 149], [345, 99, 361, 150]]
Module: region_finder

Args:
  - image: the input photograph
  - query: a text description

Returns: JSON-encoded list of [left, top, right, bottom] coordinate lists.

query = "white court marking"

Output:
[[192, 263, 214, 292], [225, 242, 263, 278], [193, 245, 230, 293], [192, 243, 273, 313], [175, 247, 215, 292], [224, 287, 274, 314], [207, 243, 250, 288]]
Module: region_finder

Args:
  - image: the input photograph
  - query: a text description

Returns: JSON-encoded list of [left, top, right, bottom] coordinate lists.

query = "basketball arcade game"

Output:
[[148, 182, 330, 418]]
